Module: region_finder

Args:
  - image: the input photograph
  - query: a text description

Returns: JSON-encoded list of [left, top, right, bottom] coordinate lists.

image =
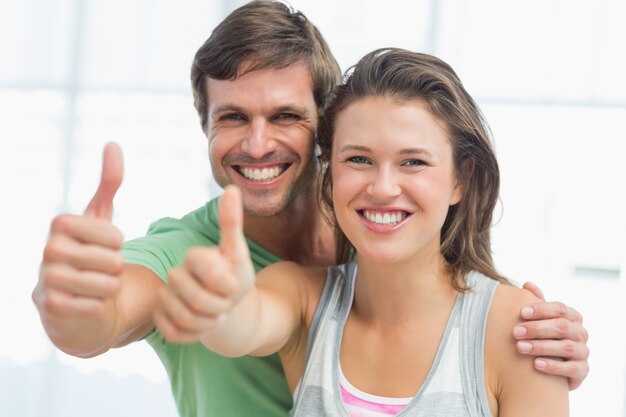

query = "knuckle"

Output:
[[580, 326, 590, 343], [201, 270, 221, 289], [566, 359, 581, 377], [43, 237, 66, 262], [100, 275, 120, 297], [562, 340, 577, 358], [42, 293, 64, 315], [167, 268, 184, 287], [188, 292, 209, 313], [570, 307, 583, 323], [553, 302, 568, 318], [582, 361, 590, 377], [184, 247, 206, 265], [50, 214, 71, 234], [44, 264, 69, 287], [163, 330, 178, 342], [555, 318, 571, 337], [581, 344, 590, 360], [110, 228, 124, 250], [158, 320, 176, 341], [173, 309, 194, 329], [109, 253, 124, 274]]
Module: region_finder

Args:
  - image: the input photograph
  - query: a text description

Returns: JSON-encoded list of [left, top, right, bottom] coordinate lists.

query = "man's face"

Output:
[[207, 62, 319, 217]]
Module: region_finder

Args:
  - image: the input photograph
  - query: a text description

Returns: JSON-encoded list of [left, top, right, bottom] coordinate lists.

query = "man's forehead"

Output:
[[206, 63, 316, 111]]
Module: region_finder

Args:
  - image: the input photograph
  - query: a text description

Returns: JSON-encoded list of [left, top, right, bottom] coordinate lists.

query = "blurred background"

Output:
[[0, 0, 624, 416]]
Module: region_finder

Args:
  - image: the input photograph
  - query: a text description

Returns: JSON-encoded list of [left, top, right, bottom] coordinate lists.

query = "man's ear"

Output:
[[450, 158, 474, 205]]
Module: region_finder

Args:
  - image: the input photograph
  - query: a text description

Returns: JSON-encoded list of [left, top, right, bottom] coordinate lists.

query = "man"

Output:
[[33, 1, 589, 417]]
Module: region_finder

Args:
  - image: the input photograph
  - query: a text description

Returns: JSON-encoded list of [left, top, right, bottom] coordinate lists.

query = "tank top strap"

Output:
[[458, 272, 499, 417]]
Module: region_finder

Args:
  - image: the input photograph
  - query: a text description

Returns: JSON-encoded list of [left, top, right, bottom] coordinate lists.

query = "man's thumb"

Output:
[[218, 185, 248, 263], [84, 142, 124, 220]]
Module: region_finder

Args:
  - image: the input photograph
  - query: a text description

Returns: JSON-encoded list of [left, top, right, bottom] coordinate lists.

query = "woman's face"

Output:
[[331, 96, 463, 265]]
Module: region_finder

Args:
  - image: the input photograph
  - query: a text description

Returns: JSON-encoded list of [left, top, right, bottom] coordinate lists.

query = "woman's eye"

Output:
[[403, 159, 425, 167], [347, 156, 370, 164]]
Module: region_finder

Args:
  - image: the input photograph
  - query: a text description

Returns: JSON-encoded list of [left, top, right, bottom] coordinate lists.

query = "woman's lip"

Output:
[[357, 209, 412, 233]]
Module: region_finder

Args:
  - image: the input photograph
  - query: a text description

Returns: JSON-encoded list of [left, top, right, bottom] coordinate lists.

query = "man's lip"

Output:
[[231, 163, 291, 183]]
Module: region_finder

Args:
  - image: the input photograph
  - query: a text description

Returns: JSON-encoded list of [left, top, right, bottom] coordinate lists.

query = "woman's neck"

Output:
[[352, 251, 458, 326]]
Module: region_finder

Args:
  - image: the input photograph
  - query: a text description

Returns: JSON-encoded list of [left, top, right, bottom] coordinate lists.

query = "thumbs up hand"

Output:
[[33, 142, 125, 327], [154, 185, 256, 344], [84, 142, 124, 220]]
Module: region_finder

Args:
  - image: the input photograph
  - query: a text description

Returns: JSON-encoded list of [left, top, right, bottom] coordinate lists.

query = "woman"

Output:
[[159, 48, 569, 416]]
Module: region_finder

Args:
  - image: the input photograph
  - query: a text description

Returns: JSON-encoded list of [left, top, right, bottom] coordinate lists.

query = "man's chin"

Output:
[[242, 202, 285, 218]]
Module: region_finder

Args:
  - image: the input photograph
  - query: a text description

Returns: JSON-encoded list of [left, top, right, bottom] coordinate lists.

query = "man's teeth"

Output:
[[363, 210, 407, 225], [240, 166, 282, 182]]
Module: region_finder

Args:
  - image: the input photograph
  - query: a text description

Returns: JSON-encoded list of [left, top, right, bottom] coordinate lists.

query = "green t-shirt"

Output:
[[122, 197, 292, 417]]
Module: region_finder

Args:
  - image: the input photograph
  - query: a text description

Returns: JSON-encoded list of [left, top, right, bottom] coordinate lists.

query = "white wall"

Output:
[[0, 0, 623, 416]]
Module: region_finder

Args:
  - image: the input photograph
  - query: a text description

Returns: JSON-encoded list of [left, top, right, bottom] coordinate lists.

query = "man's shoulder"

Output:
[[143, 199, 219, 239], [121, 201, 220, 274]]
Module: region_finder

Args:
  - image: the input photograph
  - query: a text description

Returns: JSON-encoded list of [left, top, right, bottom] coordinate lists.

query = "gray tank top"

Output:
[[290, 262, 498, 417]]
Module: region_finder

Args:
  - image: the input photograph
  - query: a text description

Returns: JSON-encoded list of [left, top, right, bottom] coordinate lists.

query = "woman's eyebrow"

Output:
[[399, 147, 433, 157]]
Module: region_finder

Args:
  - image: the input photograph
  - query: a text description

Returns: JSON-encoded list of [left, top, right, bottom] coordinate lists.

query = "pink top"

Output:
[[339, 367, 411, 417]]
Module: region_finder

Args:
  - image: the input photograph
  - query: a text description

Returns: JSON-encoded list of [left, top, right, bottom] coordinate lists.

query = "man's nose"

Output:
[[241, 118, 277, 158]]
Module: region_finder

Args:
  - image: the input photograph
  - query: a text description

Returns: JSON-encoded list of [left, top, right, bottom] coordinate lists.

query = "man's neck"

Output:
[[242, 192, 337, 267]]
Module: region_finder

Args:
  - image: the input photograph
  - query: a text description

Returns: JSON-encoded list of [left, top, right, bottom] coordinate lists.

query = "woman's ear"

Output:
[[450, 158, 474, 205]]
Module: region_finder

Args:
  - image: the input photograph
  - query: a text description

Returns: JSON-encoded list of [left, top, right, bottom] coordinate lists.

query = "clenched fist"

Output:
[[33, 142, 125, 354], [154, 185, 255, 344]]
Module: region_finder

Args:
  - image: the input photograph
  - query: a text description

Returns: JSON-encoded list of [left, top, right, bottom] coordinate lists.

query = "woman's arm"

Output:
[[199, 261, 316, 357], [486, 284, 569, 417], [153, 185, 315, 357]]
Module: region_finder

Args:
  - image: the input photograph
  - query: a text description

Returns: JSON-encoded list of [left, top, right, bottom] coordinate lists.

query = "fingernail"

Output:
[[521, 306, 534, 319], [513, 326, 527, 337], [535, 359, 548, 369], [517, 341, 532, 353]]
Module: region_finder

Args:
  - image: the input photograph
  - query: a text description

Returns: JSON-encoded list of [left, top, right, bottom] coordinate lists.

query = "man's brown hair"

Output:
[[191, 0, 341, 134]]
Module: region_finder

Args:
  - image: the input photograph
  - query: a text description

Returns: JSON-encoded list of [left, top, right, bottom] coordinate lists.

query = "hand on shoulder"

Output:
[[485, 284, 569, 417]]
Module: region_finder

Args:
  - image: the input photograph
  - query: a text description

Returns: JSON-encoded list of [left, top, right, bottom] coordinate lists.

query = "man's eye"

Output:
[[220, 113, 245, 121], [347, 156, 370, 164], [274, 113, 300, 121]]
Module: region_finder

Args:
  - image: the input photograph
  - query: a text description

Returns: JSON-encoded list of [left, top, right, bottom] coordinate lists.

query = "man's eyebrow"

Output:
[[274, 104, 312, 116], [210, 104, 244, 116], [210, 104, 312, 117]]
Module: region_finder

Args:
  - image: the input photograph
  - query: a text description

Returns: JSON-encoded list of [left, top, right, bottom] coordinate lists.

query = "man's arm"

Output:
[[32, 143, 162, 357], [514, 281, 590, 390]]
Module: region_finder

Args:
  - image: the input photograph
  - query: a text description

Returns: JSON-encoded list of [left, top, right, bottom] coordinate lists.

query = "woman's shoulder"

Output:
[[487, 282, 540, 354], [484, 282, 569, 416], [491, 282, 540, 317]]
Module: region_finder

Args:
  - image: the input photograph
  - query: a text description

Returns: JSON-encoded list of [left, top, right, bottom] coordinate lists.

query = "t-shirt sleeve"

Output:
[[122, 216, 219, 283]]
